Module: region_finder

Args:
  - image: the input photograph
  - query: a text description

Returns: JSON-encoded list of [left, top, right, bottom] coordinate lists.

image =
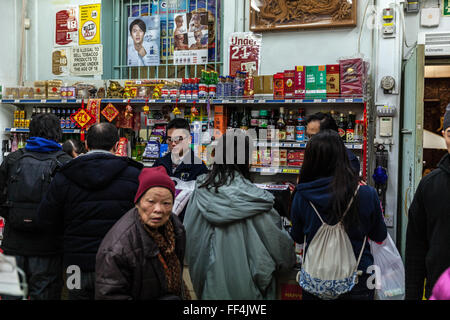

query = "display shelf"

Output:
[[5, 128, 80, 134], [253, 140, 363, 150], [250, 166, 301, 174], [0, 97, 365, 105]]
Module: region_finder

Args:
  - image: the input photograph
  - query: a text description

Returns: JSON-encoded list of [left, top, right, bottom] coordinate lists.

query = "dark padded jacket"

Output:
[[95, 208, 186, 300], [153, 150, 208, 182], [0, 149, 72, 256], [36, 152, 143, 272], [406, 153, 450, 300]]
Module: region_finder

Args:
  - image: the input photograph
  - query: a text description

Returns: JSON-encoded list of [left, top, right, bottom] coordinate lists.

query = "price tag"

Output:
[[328, 98, 336, 103], [180, 100, 187, 103], [14, 99, 20, 104], [76, 99, 82, 103], [149, 99, 155, 103], [285, 99, 293, 103], [247, 99, 254, 103], [123, 99, 128, 103], [236, 99, 243, 103], [345, 98, 353, 103], [40, 99, 46, 103], [314, 99, 321, 103], [11, 128, 16, 132], [292, 143, 301, 148], [136, 80, 142, 85], [283, 168, 299, 174], [165, 99, 172, 103], [199, 99, 206, 103], [74, 129, 80, 133], [223, 99, 230, 103]]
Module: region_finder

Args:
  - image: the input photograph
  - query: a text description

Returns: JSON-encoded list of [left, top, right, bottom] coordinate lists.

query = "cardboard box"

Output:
[[316, 65, 327, 98], [294, 66, 306, 98], [214, 105, 227, 138], [326, 64, 340, 96], [283, 70, 295, 98], [263, 75, 274, 94], [279, 149, 288, 167], [273, 73, 284, 99], [305, 66, 317, 98], [254, 75, 264, 94]]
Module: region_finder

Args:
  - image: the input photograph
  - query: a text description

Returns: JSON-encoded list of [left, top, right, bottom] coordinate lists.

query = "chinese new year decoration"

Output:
[[101, 103, 119, 122], [71, 100, 96, 141]]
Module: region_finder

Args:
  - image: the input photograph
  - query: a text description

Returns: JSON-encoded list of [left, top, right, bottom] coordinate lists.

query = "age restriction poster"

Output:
[[228, 32, 262, 77], [79, 3, 101, 45], [70, 44, 103, 75], [55, 6, 78, 46]]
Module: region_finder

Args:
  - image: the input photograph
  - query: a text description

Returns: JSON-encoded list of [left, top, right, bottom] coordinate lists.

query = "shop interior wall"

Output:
[[0, 0, 22, 162]]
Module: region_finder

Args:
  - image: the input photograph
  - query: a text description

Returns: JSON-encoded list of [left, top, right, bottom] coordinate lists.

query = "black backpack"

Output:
[[5, 149, 66, 232]]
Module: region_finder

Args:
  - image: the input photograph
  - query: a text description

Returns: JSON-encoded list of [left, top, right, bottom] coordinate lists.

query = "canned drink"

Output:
[[25, 119, 30, 128], [19, 119, 25, 128], [296, 125, 305, 142], [20, 110, 25, 119], [14, 119, 19, 128]]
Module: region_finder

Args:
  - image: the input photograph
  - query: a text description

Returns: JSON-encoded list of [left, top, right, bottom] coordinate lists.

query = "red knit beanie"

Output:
[[134, 166, 176, 204]]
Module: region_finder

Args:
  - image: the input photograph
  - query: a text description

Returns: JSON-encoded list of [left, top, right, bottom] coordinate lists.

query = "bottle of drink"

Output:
[[244, 69, 254, 98], [338, 113, 347, 141], [199, 70, 208, 99], [161, 81, 169, 99], [296, 108, 305, 142], [233, 72, 241, 98], [239, 71, 246, 98], [209, 71, 218, 99], [32, 106, 37, 117], [355, 120, 364, 143], [240, 107, 250, 131], [11, 133, 18, 152], [59, 108, 66, 128], [267, 109, 277, 140], [286, 109, 297, 141], [217, 76, 225, 99], [232, 110, 240, 128], [346, 111, 356, 143], [276, 107, 286, 141], [179, 78, 186, 99], [225, 76, 233, 98], [185, 78, 192, 100], [227, 109, 235, 130], [192, 78, 199, 100]]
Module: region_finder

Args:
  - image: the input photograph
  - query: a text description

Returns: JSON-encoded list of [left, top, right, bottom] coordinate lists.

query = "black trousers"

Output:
[[1, 255, 63, 300], [67, 271, 96, 300]]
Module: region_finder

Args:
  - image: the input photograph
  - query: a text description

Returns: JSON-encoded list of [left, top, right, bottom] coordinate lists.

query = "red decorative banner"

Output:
[[101, 103, 119, 122]]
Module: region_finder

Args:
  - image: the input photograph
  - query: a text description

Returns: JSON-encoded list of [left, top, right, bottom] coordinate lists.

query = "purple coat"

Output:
[[430, 268, 450, 300]]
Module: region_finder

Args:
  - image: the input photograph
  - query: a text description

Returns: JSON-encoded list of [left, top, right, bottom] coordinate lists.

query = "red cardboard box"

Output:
[[294, 66, 306, 98], [326, 64, 340, 96], [273, 73, 284, 99], [284, 69, 295, 98]]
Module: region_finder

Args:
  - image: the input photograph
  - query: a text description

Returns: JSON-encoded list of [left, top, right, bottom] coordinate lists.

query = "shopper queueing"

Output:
[[184, 130, 296, 300], [305, 112, 360, 174], [62, 138, 86, 158], [95, 166, 188, 300], [36, 123, 143, 300], [0, 113, 72, 300], [290, 130, 387, 300], [405, 107, 450, 300]]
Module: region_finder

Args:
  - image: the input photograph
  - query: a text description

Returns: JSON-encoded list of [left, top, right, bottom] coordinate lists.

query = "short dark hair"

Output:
[[62, 139, 86, 157], [86, 123, 119, 151], [305, 112, 338, 132], [167, 118, 191, 132], [129, 19, 146, 34], [29, 113, 62, 142]]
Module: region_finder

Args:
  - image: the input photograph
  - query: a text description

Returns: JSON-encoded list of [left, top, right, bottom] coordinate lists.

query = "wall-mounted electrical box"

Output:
[[406, 1, 420, 13], [382, 7, 395, 38], [421, 7, 440, 27], [377, 105, 396, 138]]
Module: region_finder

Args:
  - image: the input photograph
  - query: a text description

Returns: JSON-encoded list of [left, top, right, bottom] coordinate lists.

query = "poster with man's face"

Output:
[[173, 12, 208, 65], [127, 15, 160, 66]]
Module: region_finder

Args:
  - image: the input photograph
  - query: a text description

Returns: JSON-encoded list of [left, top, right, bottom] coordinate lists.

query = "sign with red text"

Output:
[[228, 32, 261, 77], [79, 3, 101, 45], [55, 6, 78, 46]]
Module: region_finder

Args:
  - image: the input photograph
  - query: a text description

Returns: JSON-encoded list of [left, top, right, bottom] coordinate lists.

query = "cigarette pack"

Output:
[[263, 75, 274, 94], [326, 64, 340, 96], [284, 70, 295, 98], [305, 66, 317, 98], [316, 65, 327, 98], [253, 75, 264, 94], [294, 66, 306, 98]]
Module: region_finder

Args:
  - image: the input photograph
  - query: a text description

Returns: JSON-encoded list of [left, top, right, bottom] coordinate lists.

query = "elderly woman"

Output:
[[95, 166, 188, 300]]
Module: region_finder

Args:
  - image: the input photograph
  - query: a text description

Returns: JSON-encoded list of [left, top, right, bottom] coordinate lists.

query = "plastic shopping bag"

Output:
[[171, 178, 196, 216], [369, 234, 405, 300]]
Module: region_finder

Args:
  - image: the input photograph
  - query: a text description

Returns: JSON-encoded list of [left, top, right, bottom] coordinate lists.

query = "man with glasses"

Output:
[[153, 118, 208, 183]]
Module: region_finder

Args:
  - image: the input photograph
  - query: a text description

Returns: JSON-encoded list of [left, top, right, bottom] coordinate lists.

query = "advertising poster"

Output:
[[70, 44, 103, 75], [228, 32, 262, 77], [55, 6, 78, 46], [52, 48, 70, 76], [173, 12, 208, 65], [127, 15, 160, 66], [443, 0, 450, 15], [188, 0, 221, 63], [79, 3, 101, 45]]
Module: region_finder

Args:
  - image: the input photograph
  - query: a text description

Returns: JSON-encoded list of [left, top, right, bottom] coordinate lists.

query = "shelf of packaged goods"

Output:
[[0, 97, 365, 105], [5, 128, 80, 134], [253, 141, 363, 150], [250, 166, 302, 174]]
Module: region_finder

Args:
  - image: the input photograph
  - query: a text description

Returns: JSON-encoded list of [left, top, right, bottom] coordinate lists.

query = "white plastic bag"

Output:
[[369, 234, 405, 300], [171, 178, 196, 217]]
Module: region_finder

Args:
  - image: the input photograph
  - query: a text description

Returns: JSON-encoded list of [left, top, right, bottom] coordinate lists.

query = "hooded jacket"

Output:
[[36, 151, 143, 272], [184, 173, 296, 300], [406, 153, 450, 300], [0, 138, 72, 256], [290, 177, 387, 273]]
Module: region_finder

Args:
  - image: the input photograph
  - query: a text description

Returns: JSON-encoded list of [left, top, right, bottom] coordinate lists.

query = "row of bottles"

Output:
[[336, 111, 364, 143], [31, 106, 77, 129]]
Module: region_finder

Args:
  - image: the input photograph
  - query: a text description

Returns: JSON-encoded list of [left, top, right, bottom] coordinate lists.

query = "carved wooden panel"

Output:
[[250, 0, 357, 32]]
